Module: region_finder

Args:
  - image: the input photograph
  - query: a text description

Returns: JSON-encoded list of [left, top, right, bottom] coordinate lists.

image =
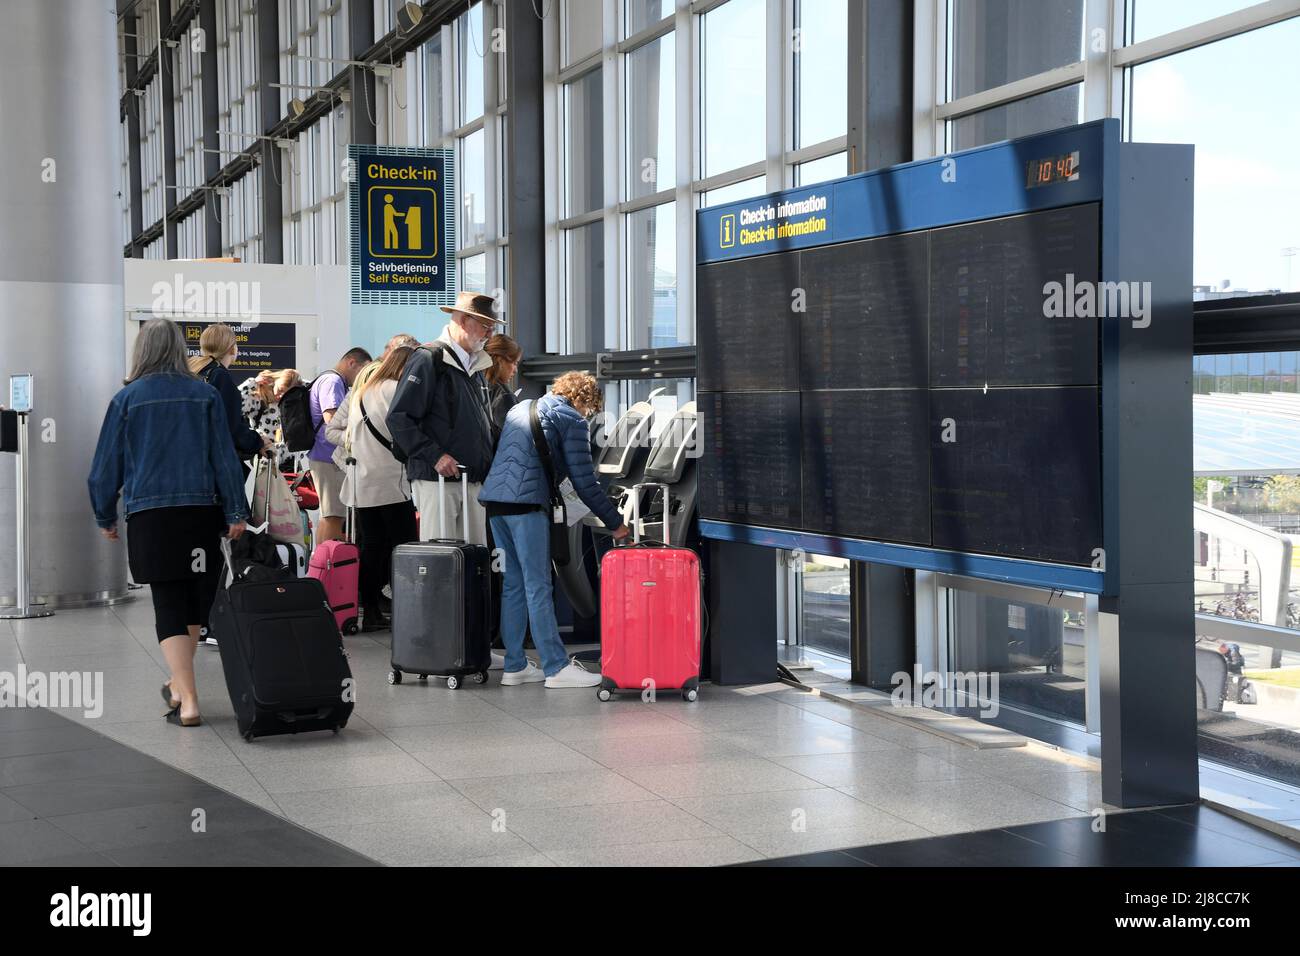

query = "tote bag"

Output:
[[250, 457, 304, 545]]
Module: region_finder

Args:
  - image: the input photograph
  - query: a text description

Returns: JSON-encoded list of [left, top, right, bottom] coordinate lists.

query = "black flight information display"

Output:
[[696, 252, 801, 393], [698, 202, 1104, 567], [930, 387, 1101, 565], [801, 389, 930, 545], [929, 203, 1100, 388], [698, 391, 802, 531], [799, 232, 929, 390]]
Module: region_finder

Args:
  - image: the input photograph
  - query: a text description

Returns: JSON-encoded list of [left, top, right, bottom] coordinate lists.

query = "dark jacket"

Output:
[[386, 330, 495, 484], [198, 360, 263, 458], [479, 395, 623, 531], [487, 380, 517, 447], [88, 372, 250, 528]]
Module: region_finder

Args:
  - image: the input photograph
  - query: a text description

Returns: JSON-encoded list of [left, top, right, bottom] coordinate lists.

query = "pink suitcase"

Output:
[[306, 459, 359, 635], [598, 482, 702, 702], [308, 540, 359, 635]]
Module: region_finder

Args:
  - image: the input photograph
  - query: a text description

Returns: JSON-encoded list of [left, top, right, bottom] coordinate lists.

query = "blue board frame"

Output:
[[696, 120, 1124, 596]]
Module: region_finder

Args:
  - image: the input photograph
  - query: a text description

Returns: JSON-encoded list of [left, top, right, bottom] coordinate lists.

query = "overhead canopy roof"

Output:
[[1194, 392, 1300, 477]]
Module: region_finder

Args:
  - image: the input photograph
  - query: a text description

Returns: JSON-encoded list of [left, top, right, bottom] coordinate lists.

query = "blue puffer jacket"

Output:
[[479, 395, 624, 531]]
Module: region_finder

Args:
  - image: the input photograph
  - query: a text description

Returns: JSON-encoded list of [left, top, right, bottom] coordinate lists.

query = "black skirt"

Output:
[[126, 505, 225, 584]]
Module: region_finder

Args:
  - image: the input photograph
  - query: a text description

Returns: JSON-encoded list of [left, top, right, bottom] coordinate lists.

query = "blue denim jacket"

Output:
[[87, 372, 250, 529]]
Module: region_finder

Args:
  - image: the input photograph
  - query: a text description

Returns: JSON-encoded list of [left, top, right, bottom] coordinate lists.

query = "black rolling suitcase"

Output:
[[210, 539, 355, 740], [387, 468, 492, 690]]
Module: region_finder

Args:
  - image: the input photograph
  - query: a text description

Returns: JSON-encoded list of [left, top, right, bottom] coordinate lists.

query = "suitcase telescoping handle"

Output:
[[436, 464, 471, 543], [627, 482, 670, 548], [344, 456, 357, 545], [219, 536, 235, 589]]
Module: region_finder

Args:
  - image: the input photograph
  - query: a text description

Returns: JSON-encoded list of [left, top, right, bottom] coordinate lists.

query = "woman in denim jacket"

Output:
[[88, 319, 249, 727]]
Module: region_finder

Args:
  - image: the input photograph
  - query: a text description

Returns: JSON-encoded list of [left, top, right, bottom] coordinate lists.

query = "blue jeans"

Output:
[[490, 511, 570, 677]]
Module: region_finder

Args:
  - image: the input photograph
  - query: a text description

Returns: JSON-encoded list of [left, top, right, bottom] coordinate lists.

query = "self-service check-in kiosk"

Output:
[[553, 395, 660, 621]]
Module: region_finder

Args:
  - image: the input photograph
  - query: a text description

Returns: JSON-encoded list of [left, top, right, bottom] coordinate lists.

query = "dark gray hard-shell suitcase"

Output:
[[388, 469, 492, 690]]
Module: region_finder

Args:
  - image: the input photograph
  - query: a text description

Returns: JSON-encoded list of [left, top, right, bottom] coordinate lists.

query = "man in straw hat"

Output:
[[387, 290, 505, 552]]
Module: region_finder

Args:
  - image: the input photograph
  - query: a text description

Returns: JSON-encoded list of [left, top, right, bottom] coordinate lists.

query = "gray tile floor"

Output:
[[0, 597, 1202, 866], [0, 705, 376, 866]]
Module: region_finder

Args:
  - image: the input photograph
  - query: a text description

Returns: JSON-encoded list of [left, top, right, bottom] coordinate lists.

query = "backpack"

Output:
[[280, 371, 341, 453]]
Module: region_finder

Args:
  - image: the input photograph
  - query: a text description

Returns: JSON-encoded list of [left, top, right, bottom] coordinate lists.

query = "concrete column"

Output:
[[0, 0, 128, 606]]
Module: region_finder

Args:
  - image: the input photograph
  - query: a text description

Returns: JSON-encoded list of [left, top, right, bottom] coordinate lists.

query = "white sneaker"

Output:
[[489, 651, 506, 670], [500, 661, 546, 686], [545, 659, 602, 689]]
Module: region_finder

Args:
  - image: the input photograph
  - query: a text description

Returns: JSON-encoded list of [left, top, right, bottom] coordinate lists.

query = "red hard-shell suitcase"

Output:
[[598, 482, 701, 702]]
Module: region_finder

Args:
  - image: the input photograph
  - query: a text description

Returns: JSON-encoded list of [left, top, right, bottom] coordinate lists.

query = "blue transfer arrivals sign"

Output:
[[350, 146, 456, 304]]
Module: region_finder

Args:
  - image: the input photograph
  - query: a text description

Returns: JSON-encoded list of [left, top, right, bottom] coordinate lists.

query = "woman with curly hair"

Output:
[[478, 371, 629, 688]]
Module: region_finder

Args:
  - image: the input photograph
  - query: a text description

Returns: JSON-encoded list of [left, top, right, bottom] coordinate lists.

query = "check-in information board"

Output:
[[691, 121, 1176, 592]]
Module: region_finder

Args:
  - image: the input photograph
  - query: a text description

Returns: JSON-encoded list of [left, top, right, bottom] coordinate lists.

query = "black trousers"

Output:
[[151, 575, 220, 643], [355, 499, 418, 614]]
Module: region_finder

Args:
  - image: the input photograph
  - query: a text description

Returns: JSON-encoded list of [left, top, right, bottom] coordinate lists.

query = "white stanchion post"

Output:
[[2, 411, 53, 620]]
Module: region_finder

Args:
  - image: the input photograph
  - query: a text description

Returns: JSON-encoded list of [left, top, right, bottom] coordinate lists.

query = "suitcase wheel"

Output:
[[419, 674, 428, 681], [343, 618, 359, 635], [472, 671, 489, 685], [242, 730, 255, 742], [387, 669, 402, 685], [682, 688, 698, 702], [446, 674, 461, 690], [597, 688, 613, 702]]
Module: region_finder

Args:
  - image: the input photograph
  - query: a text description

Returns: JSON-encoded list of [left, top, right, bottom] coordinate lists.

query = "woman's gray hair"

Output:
[[125, 319, 193, 384]]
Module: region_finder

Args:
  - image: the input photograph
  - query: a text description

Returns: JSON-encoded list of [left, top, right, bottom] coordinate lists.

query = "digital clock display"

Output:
[[1025, 150, 1080, 189]]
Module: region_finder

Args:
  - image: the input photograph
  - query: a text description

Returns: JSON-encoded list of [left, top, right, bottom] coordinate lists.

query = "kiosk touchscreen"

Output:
[[596, 403, 654, 477]]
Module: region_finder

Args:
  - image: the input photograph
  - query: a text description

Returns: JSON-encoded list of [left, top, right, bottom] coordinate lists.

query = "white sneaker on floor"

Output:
[[545, 659, 602, 689], [489, 651, 506, 670], [500, 661, 546, 686]]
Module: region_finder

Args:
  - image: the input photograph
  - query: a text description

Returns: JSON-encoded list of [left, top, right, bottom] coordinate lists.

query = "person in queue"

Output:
[[87, 319, 248, 728], [381, 333, 420, 361], [188, 323, 271, 476], [308, 347, 372, 543], [386, 291, 502, 546], [239, 368, 301, 470], [479, 371, 630, 688], [484, 333, 522, 446], [325, 346, 418, 632]]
